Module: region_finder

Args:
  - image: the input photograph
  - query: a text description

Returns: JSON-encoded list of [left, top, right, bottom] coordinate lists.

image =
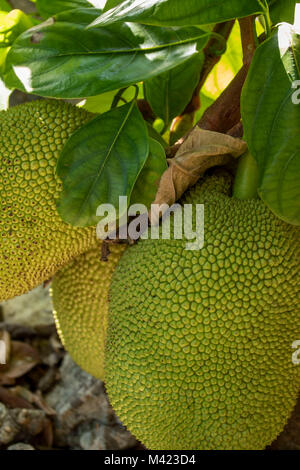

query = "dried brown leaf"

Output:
[[0, 385, 34, 409], [152, 129, 247, 218], [0, 341, 40, 384]]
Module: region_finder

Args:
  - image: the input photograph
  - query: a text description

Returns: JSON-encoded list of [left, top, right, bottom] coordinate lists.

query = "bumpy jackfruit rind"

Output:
[[0, 100, 98, 301], [51, 244, 126, 380], [106, 173, 300, 450]]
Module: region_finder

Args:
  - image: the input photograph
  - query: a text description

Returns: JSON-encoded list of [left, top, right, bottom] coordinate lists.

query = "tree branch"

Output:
[[198, 63, 249, 133], [137, 99, 156, 123], [167, 16, 258, 158], [239, 16, 256, 65], [167, 63, 249, 157], [180, 20, 235, 117]]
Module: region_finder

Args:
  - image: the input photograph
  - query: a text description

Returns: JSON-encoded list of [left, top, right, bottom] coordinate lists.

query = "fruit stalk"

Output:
[[233, 150, 260, 200]]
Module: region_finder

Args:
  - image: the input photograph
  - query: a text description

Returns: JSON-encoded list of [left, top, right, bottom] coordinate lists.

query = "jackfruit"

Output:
[[0, 100, 98, 301], [51, 243, 126, 379], [106, 172, 300, 450]]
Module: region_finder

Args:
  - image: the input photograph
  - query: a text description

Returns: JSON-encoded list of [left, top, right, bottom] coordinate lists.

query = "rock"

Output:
[[77, 420, 137, 450], [0, 403, 46, 446], [1, 286, 54, 328], [45, 355, 137, 449], [38, 367, 61, 393], [7, 443, 35, 450], [12, 408, 46, 436], [270, 394, 300, 450], [0, 403, 19, 445]]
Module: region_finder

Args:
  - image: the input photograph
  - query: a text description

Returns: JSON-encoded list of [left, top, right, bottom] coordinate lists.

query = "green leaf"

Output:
[[77, 84, 143, 114], [130, 138, 167, 208], [0, 9, 37, 47], [89, 0, 267, 28], [0, 46, 9, 74], [6, 9, 210, 98], [0, 9, 37, 91], [146, 123, 168, 149], [36, 0, 105, 18], [0, 0, 11, 12], [104, 0, 124, 12], [270, 0, 296, 25], [57, 101, 149, 227], [144, 53, 204, 124], [241, 25, 300, 225]]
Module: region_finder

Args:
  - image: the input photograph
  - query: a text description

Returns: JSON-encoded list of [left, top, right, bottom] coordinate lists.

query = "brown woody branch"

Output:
[[227, 121, 243, 138], [167, 63, 249, 157], [197, 63, 249, 133], [168, 16, 258, 158], [137, 99, 156, 123], [181, 20, 235, 116], [239, 16, 256, 65]]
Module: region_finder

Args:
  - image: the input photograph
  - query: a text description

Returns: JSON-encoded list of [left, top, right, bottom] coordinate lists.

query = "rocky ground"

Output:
[[0, 286, 142, 450], [0, 285, 299, 450]]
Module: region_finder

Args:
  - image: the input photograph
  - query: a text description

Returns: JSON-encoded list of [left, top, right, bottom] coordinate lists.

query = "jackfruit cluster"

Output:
[[1, 99, 300, 451], [105, 173, 300, 450], [0, 100, 98, 301], [51, 243, 126, 380]]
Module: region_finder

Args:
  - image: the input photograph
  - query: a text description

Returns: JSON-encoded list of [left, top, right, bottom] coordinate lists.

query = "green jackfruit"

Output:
[[51, 244, 126, 380], [106, 172, 300, 450], [0, 100, 98, 301]]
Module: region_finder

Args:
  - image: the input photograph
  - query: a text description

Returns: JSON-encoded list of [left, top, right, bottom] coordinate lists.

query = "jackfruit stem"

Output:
[[233, 151, 259, 200]]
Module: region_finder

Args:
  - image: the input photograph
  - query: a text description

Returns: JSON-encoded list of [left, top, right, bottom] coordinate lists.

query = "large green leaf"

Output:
[[0, 9, 37, 90], [56, 101, 149, 227], [36, 0, 105, 18], [0, 9, 37, 47], [0, 46, 9, 73], [242, 25, 300, 225], [144, 53, 204, 124], [146, 123, 168, 149], [130, 138, 167, 208], [103, 0, 124, 11], [0, 0, 11, 12], [89, 0, 268, 28], [6, 8, 210, 99], [77, 84, 143, 114], [270, 0, 296, 25]]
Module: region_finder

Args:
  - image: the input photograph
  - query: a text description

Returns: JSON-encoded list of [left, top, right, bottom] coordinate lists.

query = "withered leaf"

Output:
[[0, 385, 34, 409], [152, 128, 247, 217], [0, 340, 40, 384]]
